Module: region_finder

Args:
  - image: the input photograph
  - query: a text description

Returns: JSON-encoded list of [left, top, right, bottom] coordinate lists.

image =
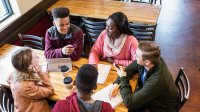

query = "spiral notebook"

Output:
[[91, 84, 123, 108]]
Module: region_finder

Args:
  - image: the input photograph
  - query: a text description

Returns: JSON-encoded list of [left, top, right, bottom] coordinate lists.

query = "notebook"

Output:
[[91, 84, 123, 108], [46, 58, 72, 72], [97, 64, 111, 84]]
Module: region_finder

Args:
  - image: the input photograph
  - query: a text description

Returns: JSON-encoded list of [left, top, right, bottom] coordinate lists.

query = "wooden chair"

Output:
[[82, 17, 106, 47], [81, 34, 86, 57], [0, 84, 14, 112], [150, 0, 162, 5], [18, 33, 45, 50], [129, 23, 157, 41], [175, 67, 190, 110]]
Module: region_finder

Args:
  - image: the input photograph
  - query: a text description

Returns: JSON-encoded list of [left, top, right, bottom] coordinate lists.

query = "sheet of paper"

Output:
[[97, 64, 111, 84], [92, 84, 123, 108]]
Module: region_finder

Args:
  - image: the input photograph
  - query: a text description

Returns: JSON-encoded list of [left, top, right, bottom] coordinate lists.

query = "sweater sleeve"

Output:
[[22, 75, 54, 100], [44, 31, 63, 58], [120, 74, 160, 110], [88, 31, 104, 65], [114, 36, 138, 66]]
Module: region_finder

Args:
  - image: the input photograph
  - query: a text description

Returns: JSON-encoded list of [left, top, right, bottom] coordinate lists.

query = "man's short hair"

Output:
[[51, 7, 70, 19], [76, 64, 98, 94], [138, 41, 161, 65]]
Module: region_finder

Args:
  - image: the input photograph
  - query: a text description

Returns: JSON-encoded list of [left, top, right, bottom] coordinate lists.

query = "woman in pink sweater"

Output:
[[89, 12, 139, 66]]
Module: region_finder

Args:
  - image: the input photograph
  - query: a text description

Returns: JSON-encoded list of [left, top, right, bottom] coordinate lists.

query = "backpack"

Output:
[[78, 99, 102, 112]]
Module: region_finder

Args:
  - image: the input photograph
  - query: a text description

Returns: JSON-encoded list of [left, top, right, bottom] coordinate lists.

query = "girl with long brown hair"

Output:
[[9, 47, 54, 112]]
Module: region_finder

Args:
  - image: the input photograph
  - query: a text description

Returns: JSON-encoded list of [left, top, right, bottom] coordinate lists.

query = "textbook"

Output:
[[97, 64, 111, 84], [92, 84, 123, 108]]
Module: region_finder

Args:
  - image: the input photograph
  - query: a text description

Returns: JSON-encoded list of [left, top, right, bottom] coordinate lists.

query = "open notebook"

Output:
[[92, 84, 123, 108], [97, 64, 111, 84]]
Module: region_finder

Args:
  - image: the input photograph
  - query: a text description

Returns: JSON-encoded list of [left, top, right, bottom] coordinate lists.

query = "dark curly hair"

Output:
[[51, 7, 70, 19], [76, 64, 98, 94]]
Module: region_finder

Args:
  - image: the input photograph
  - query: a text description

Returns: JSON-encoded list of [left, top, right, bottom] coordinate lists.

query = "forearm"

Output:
[[114, 59, 133, 66], [40, 74, 54, 91], [120, 76, 138, 109], [89, 52, 100, 65], [45, 48, 65, 58]]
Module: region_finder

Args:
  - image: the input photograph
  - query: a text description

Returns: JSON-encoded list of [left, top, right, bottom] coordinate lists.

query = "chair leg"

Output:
[[82, 34, 86, 57]]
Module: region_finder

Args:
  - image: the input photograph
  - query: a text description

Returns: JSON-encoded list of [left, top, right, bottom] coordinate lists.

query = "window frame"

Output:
[[0, 0, 13, 23]]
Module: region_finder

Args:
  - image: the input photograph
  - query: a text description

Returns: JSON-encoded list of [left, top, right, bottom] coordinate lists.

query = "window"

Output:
[[0, 0, 13, 23]]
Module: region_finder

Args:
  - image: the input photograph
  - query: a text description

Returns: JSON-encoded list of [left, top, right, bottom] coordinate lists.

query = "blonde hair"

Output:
[[11, 48, 40, 82]]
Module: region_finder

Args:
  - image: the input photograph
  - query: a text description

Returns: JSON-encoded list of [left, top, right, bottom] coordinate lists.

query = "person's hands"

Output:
[[107, 57, 114, 64], [33, 65, 43, 76], [91, 64, 97, 69], [109, 84, 120, 99], [62, 45, 74, 55], [113, 63, 127, 77]]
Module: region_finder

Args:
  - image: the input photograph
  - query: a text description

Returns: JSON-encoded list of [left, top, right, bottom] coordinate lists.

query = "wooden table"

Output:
[[0, 44, 138, 112], [47, 0, 161, 24]]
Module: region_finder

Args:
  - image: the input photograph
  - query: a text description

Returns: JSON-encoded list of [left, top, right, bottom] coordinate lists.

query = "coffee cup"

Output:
[[63, 76, 73, 90]]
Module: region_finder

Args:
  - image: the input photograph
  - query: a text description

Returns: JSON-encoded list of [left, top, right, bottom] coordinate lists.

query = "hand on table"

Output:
[[107, 57, 114, 64], [113, 63, 127, 77], [62, 45, 74, 55]]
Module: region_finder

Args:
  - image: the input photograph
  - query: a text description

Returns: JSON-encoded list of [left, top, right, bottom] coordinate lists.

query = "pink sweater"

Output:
[[89, 30, 138, 66]]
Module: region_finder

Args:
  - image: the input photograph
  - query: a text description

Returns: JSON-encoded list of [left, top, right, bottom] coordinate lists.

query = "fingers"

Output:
[[113, 63, 120, 70], [113, 63, 121, 75], [62, 45, 75, 55], [33, 65, 43, 75], [109, 84, 120, 99], [91, 64, 97, 69], [113, 63, 126, 77], [107, 57, 114, 64], [66, 44, 73, 48]]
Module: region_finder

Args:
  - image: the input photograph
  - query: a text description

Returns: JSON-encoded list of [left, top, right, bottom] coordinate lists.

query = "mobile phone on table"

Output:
[[114, 63, 120, 69]]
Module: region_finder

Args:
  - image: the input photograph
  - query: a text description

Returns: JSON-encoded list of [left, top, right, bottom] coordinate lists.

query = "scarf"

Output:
[[103, 33, 127, 57]]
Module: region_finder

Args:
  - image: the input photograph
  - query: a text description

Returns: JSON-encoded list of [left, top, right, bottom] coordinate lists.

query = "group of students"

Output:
[[8, 7, 180, 112]]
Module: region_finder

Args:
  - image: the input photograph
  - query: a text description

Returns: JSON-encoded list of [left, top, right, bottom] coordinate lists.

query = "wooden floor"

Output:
[[156, 0, 200, 111]]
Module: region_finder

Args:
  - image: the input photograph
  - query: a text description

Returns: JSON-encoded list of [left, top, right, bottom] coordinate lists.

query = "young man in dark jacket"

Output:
[[45, 7, 83, 60], [110, 41, 180, 112], [52, 64, 114, 112]]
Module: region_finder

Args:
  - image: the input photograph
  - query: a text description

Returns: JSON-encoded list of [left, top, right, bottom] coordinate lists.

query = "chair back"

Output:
[[82, 18, 106, 46], [175, 67, 190, 110], [0, 84, 14, 112], [18, 33, 44, 50], [129, 23, 157, 41]]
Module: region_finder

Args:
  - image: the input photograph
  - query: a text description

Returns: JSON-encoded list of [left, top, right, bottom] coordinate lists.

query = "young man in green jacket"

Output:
[[110, 41, 180, 112]]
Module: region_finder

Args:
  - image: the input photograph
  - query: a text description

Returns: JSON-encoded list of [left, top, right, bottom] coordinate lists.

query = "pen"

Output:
[[73, 64, 79, 69]]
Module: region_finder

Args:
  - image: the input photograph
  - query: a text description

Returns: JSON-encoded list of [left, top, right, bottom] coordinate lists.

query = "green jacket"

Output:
[[114, 58, 180, 112]]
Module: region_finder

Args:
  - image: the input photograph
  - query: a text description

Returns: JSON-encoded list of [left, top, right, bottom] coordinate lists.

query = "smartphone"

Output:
[[114, 63, 120, 69]]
